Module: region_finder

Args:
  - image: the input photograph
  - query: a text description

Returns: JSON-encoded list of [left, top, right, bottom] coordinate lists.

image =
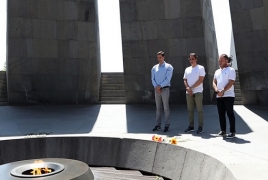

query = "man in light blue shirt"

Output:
[[151, 51, 173, 132]]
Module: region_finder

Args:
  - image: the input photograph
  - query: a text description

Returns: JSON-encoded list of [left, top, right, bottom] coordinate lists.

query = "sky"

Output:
[[0, 0, 237, 72]]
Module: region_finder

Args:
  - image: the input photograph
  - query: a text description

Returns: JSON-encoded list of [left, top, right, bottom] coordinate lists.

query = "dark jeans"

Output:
[[216, 97, 236, 133]]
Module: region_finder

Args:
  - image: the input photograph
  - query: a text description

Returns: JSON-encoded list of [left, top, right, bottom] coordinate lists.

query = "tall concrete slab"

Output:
[[7, 0, 100, 105], [229, 0, 268, 105], [120, 0, 218, 104]]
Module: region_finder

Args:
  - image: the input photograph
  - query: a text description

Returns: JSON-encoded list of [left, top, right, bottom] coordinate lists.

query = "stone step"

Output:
[[235, 92, 242, 97], [99, 97, 126, 104], [0, 97, 8, 102], [100, 85, 125, 90], [234, 101, 243, 105], [101, 78, 124, 84], [235, 97, 242, 101], [100, 97, 125, 101], [101, 73, 124, 77], [0, 84, 7, 89], [0, 80, 7, 85], [234, 89, 241, 93], [90, 168, 143, 176], [99, 100, 126, 104], [100, 90, 125, 97], [0, 92, 7, 98], [92, 171, 156, 180]]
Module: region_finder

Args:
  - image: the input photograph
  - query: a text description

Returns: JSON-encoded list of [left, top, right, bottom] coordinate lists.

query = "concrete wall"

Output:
[[120, 0, 218, 104], [229, 0, 268, 105], [7, 0, 100, 105], [0, 137, 236, 180], [202, 0, 219, 101]]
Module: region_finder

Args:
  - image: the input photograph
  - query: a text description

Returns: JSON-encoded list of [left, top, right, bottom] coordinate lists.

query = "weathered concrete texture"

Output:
[[120, 0, 218, 104], [7, 0, 100, 105], [230, 0, 268, 105], [202, 0, 219, 104], [0, 137, 235, 180]]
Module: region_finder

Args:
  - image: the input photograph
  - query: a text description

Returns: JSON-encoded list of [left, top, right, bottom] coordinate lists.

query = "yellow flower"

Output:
[[169, 138, 177, 145]]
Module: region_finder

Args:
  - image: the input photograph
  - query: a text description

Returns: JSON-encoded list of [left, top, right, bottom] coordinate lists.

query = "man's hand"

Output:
[[217, 90, 224, 97], [186, 87, 193, 96], [155, 86, 162, 94]]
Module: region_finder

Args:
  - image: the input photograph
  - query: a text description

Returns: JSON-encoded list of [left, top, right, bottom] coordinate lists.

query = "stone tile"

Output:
[[27, 39, 58, 58], [57, 21, 78, 40], [186, 37, 206, 56], [122, 40, 149, 58], [69, 40, 79, 58], [9, 18, 32, 38], [77, 1, 95, 22], [169, 39, 187, 57], [136, 0, 165, 21], [37, 0, 59, 20], [57, 1, 78, 20], [119, 1, 138, 23], [250, 6, 268, 30], [157, 19, 183, 39], [58, 40, 69, 58], [140, 21, 159, 40], [182, 17, 204, 38], [147, 39, 169, 58], [9, 38, 27, 57], [32, 19, 57, 39], [180, 0, 202, 18], [77, 22, 96, 41], [125, 75, 146, 91], [59, 58, 78, 75], [121, 22, 143, 41], [164, 0, 181, 19]]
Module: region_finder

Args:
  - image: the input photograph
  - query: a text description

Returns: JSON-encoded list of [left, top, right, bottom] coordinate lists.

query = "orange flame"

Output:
[[31, 160, 52, 175]]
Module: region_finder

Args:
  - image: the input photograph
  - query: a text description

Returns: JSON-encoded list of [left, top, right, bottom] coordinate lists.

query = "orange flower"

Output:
[[158, 137, 162, 142], [152, 135, 155, 141], [169, 138, 177, 145]]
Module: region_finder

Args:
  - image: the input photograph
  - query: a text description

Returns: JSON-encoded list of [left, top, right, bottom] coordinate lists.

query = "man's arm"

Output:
[[184, 78, 193, 96], [160, 66, 173, 87], [223, 80, 235, 92], [192, 76, 205, 89], [151, 68, 157, 88]]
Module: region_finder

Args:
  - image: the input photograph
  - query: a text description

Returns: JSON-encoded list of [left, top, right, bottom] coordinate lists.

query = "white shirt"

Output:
[[214, 67, 236, 97], [183, 65, 206, 94]]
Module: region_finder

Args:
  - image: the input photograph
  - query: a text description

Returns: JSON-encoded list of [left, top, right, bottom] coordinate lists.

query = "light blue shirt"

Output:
[[151, 62, 173, 88]]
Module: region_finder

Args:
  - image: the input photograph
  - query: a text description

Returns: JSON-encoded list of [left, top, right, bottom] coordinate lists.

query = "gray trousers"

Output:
[[186, 93, 204, 127], [155, 88, 170, 126]]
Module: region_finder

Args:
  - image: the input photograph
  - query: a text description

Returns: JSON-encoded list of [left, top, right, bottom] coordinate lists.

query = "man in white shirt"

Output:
[[183, 53, 206, 134], [213, 54, 236, 138]]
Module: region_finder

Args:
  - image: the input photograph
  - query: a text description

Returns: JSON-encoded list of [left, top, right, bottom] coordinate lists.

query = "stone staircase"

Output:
[[90, 167, 162, 180], [234, 70, 243, 105], [99, 73, 126, 104], [0, 71, 8, 106]]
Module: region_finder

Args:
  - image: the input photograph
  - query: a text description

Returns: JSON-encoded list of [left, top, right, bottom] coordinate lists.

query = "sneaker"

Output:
[[152, 125, 161, 131], [184, 126, 194, 132], [226, 132, 235, 138], [217, 131, 226, 136], [164, 126, 169, 132], [197, 126, 203, 134]]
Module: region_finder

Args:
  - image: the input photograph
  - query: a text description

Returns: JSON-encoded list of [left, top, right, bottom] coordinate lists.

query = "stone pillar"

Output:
[[119, 0, 218, 104], [7, 0, 100, 105], [229, 0, 268, 105]]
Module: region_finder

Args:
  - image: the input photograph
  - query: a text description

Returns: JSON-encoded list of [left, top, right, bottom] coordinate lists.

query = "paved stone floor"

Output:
[[0, 104, 267, 180]]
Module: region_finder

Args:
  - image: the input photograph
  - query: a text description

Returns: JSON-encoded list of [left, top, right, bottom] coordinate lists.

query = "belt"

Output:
[[161, 86, 170, 89]]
